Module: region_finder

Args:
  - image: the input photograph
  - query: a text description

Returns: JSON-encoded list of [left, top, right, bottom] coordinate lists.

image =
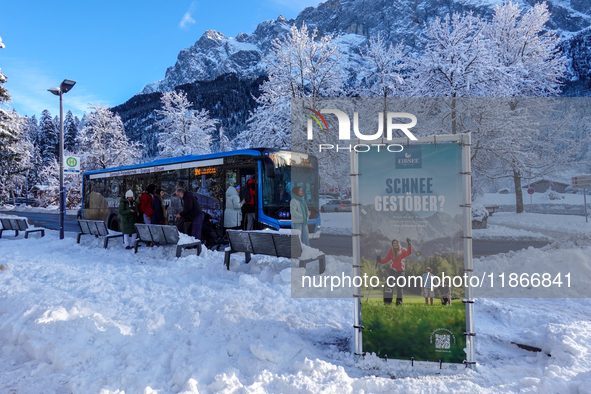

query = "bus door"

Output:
[[225, 166, 257, 229]]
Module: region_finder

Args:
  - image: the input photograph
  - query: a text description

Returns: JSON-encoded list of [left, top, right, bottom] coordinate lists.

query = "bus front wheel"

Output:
[[108, 217, 120, 232]]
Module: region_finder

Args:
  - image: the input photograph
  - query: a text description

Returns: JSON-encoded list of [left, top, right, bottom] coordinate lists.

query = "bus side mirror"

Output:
[[262, 157, 275, 178]]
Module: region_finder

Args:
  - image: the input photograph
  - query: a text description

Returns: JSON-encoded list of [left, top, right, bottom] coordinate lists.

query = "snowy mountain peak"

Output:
[[140, 0, 590, 96]]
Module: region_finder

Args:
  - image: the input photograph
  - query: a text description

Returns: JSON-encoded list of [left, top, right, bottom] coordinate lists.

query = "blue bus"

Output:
[[82, 149, 321, 237]]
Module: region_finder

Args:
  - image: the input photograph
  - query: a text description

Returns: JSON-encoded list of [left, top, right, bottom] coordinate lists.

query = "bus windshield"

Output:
[[262, 151, 319, 221]]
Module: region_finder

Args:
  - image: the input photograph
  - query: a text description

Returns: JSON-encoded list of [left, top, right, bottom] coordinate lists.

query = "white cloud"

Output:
[[179, 2, 197, 30], [2, 58, 101, 118]]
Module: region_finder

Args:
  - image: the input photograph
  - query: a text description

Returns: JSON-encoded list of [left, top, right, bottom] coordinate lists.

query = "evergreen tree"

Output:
[[39, 109, 57, 163], [64, 110, 78, 152], [0, 37, 28, 196], [24, 115, 42, 187]]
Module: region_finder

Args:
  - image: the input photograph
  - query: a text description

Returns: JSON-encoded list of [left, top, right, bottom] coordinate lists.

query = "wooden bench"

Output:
[[134, 224, 202, 257], [0, 218, 45, 239], [77, 219, 124, 248], [484, 205, 500, 216], [224, 230, 326, 274]]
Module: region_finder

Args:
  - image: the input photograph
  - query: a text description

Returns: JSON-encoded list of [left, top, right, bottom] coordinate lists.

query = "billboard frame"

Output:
[[351, 133, 475, 369]]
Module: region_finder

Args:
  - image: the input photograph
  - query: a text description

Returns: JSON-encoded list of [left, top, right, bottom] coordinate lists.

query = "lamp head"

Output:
[[60, 79, 76, 93], [48, 87, 61, 96]]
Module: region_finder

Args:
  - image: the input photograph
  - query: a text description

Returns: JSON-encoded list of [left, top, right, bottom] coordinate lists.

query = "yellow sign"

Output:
[[195, 167, 217, 176]]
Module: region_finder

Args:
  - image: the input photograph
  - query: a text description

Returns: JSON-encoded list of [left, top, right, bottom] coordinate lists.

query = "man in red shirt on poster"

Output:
[[377, 238, 412, 306]]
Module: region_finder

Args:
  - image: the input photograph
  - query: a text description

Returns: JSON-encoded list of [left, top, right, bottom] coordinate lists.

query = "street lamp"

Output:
[[48, 79, 76, 240]]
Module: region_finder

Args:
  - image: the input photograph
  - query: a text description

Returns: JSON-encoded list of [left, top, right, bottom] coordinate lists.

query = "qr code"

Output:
[[435, 334, 451, 349]]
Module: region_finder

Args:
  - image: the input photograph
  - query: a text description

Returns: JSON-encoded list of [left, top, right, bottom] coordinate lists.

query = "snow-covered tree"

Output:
[[240, 23, 345, 149], [155, 90, 216, 157], [487, 1, 566, 97], [77, 104, 143, 170], [412, 12, 510, 99], [37, 157, 60, 207], [64, 110, 78, 152], [469, 98, 582, 213], [217, 126, 233, 152], [0, 39, 30, 198], [358, 33, 407, 100], [39, 109, 57, 163]]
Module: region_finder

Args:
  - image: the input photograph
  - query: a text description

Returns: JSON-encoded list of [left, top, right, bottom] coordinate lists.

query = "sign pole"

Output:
[[351, 147, 362, 360], [585, 188, 588, 223], [462, 133, 475, 369]]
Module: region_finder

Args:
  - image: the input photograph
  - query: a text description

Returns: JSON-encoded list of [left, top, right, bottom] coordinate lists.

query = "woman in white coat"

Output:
[[224, 184, 245, 230]]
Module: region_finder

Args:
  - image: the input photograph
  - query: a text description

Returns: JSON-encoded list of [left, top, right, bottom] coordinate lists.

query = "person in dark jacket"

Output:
[[175, 188, 204, 239], [119, 190, 139, 249], [151, 188, 166, 225], [243, 178, 256, 230]]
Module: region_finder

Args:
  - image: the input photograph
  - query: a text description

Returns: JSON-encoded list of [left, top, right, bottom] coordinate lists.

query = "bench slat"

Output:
[[163, 226, 179, 244], [249, 232, 277, 256], [1, 219, 10, 230], [149, 225, 167, 244], [79, 220, 91, 234], [227, 231, 254, 253], [136, 224, 152, 242]]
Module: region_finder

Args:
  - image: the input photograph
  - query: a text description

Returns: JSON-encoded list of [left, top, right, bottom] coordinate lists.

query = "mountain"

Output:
[[113, 0, 591, 156]]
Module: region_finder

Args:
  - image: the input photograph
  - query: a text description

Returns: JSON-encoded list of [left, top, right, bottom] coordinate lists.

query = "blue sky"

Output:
[[0, 0, 321, 119]]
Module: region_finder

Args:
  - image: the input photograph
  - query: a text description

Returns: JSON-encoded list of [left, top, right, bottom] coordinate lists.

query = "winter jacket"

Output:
[[224, 186, 244, 228], [243, 179, 256, 213], [152, 195, 165, 225], [290, 195, 309, 224], [119, 198, 138, 234], [380, 245, 412, 271], [179, 191, 202, 220], [139, 192, 154, 218]]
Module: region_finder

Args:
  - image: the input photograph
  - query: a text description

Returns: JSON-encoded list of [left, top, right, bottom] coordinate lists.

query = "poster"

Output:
[[358, 142, 467, 363]]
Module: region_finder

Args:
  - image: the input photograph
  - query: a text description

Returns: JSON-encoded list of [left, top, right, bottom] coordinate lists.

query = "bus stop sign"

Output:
[[64, 156, 81, 174]]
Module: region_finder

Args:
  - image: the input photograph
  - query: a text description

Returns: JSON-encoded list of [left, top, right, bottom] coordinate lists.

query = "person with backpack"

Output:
[[175, 188, 204, 239], [139, 184, 156, 224], [243, 178, 256, 230], [119, 190, 139, 250]]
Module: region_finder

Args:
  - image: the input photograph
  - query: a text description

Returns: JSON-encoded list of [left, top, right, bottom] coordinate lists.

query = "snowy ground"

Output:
[[321, 209, 591, 242], [473, 192, 588, 206], [0, 204, 78, 216], [1, 216, 591, 393]]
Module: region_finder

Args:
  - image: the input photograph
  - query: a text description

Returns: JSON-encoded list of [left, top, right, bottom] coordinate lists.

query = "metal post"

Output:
[[351, 147, 362, 360], [462, 133, 475, 369], [59, 92, 65, 240], [25, 175, 28, 206], [585, 188, 588, 223]]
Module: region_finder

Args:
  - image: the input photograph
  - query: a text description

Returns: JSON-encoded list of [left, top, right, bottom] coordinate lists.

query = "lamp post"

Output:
[[48, 79, 76, 240]]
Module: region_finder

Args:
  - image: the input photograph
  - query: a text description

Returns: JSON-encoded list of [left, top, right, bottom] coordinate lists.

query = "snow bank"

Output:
[[2, 229, 591, 393]]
